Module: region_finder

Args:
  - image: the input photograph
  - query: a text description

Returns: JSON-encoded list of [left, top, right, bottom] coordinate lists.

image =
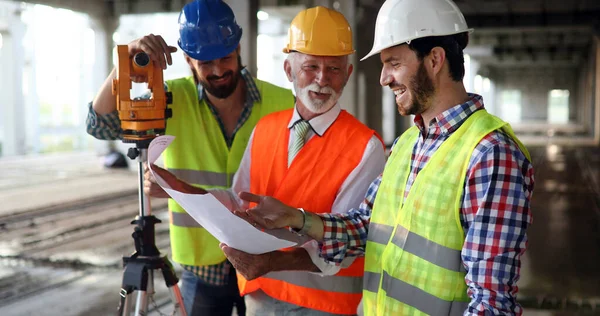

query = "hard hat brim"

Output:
[[360, 28, 474, 62], [283, 48, 356, 57]]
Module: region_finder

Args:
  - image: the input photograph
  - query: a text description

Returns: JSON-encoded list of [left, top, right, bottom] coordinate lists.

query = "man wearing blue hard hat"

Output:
[[85, 0, 295, 315]]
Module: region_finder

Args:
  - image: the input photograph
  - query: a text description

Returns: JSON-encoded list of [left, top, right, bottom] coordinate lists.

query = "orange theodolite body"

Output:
[[112, 45, 172, 141]]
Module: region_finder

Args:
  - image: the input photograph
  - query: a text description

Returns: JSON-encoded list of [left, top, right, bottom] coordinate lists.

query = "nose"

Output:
[[380, 66, 393, 87], [314, 67, 329, 87], [211, 60, 228, 77]]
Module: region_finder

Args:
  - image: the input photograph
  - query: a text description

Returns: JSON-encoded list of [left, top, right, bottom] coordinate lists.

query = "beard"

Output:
[[395, 61, 435, 116], [294, 81, 341, 115], [197, 56, 242, 99]]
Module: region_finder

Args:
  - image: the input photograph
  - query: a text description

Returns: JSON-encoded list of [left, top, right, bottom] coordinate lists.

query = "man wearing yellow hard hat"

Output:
[[144, 5, 385, 315], [223, 0, 535, 315]]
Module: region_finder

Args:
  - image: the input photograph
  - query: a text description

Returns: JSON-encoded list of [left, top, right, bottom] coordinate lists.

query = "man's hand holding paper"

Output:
[[147, 135, 299, 255]]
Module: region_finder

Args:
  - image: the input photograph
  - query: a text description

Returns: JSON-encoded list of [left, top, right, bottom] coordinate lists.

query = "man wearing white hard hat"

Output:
[[233, 0, 536, 315]]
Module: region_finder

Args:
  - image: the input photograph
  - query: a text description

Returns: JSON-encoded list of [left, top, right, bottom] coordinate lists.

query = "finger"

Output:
[[232, 209, 263, 229], [138, 39, 159, 64], [137, 36, 162, 69], [155, 35, 173, 66], [238, 192, 263, 204], [245, 209, 272, 229], [145, 34, 166, 69], [143, 181, 151, 195]]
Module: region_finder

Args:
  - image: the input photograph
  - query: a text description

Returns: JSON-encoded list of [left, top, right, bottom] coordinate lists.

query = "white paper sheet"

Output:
[[147, 135, 298, 254]]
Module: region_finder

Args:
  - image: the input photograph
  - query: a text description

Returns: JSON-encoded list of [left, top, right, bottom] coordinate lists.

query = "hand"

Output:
[[237, 192, 304, 230], [127, 34, 178, 72], [144, 163, 208, 196], [143, 163, 170, 198], [221, 243, 273, 280]]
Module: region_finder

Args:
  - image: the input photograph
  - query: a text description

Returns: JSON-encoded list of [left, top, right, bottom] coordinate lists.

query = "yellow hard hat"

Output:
[[283, 6, 354, 56]]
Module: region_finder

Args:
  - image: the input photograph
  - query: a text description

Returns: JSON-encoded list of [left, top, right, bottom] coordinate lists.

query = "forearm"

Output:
[[270, 248, 320, 273], [289, 211, 325, 242], [92, 68, 118, 115], [317, 209, 370, 265]]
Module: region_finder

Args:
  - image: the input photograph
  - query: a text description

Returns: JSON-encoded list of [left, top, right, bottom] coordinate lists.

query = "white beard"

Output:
[[294, 82, 341, 115]]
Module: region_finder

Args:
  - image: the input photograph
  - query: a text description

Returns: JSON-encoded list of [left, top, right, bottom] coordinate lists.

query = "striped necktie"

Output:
[[288, 120, 310, 166]]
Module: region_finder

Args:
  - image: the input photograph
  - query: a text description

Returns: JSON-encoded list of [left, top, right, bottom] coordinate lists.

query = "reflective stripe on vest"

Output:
[[169, 169, 233, 187], [367, 222, 465, 273], [242, 109, 381, 315], [170, 211, 202, 228], [264, 271, 363, 294], [364, 271, 469, 316], [165, 76, 295, 267]]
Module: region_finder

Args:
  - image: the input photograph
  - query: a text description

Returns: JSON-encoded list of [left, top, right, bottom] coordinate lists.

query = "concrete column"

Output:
[[0, 3, 26, 156], [355, 5, 383, 133], [333, 0, 358, 118], [225, 0, 258, 76], [594, 36, 600, 144]]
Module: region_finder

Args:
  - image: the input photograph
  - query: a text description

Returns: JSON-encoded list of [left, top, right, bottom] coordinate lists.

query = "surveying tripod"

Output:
[[112, 45, 186, 316]]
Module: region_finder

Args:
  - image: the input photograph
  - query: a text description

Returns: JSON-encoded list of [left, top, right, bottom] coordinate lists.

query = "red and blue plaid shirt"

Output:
[[319, 94, 534, 315]]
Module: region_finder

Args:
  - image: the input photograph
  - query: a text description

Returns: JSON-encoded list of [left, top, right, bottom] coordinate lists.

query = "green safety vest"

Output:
[[363, 110, 530, 315], [164, 76, 294, 266]]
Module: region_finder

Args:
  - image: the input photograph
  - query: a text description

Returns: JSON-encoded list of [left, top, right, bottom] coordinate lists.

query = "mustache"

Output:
[[207, 71, 234, 81], [306, 83, 334, 94], [389, 82, 402, 89]]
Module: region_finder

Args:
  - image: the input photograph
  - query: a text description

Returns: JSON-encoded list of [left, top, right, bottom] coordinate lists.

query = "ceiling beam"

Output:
[[465, 10, 600, 28]]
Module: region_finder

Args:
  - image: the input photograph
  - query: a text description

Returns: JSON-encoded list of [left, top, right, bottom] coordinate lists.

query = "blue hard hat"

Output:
[[177, 0, 243, 61]]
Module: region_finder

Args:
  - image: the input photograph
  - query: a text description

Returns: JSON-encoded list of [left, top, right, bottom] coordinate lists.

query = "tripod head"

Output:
[[112, 45, 173, 151]]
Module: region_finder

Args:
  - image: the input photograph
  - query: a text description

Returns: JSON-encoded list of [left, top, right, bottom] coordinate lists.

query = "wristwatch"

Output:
[[294, 208, 313, 235]]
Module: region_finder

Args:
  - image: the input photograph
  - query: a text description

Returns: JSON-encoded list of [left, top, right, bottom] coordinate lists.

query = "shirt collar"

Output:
[[414, 93, 484, 135], [197, 67, 261, 104], [287, 103, 341, 137]]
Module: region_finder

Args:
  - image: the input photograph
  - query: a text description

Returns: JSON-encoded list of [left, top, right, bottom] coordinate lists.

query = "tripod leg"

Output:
[[168, 285, 187, 316], [160, 257, 187, 316], [134, 291, 148, 316], [118, 287, 134, 316]]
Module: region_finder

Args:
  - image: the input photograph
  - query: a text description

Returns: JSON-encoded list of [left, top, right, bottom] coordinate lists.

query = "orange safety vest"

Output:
[[240, 109, 380, 315]]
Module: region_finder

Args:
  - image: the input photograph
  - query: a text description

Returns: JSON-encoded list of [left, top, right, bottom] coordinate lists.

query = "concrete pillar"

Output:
[[333, 0, 358, 118], [0, 3, 26, 156], [225, 0, 259, 76], [594, 35, 600, 144], [355, 5, 383, 134]]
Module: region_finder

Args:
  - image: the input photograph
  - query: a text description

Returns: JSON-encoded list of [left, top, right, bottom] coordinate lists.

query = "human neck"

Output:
[[420, 81, 470, 127]]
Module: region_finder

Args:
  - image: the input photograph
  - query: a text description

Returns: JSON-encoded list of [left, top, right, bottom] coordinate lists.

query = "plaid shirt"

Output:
[[86, 68, 261, 286], [319, 94, 534, 315]]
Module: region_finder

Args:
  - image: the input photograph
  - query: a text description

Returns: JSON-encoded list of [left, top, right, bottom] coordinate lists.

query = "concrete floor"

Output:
[[0, 145, 599, 315]]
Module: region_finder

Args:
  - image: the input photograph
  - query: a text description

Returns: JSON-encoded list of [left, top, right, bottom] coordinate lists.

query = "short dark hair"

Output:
[[407, 32, 469, 82]]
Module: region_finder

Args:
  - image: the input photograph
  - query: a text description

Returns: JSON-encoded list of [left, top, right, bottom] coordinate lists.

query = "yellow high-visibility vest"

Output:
[[364, 110, 530, 315], [164, 76, 294, 266]]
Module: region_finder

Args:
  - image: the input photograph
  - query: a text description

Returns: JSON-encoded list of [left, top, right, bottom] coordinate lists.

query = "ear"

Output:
[[427, 47, 446, 77], [184, 54, 193, 67], [283, 58, 294, 82], [347, 63, 354, 79], [236, 44, 241, 55]]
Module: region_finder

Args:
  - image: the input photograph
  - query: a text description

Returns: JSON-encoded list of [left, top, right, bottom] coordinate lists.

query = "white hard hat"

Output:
[[361, 0, 473, 61]]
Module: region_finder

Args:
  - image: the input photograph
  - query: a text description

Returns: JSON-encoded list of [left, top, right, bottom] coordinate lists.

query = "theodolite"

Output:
[[112, 44, 186, 316]]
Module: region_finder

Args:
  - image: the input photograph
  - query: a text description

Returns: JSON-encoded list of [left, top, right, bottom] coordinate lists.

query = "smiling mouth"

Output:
[[309, 91, 330, 99], [393, 87, 407, 97], [210, 74, 231, 83]]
